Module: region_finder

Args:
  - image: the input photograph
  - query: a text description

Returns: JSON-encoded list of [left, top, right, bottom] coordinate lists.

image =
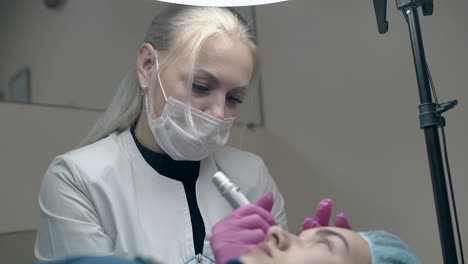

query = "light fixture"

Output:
[[155, 0, 287, 7]]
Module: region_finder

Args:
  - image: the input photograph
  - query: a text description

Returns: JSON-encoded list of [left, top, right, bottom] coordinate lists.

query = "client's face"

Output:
[[240, 226, 371, 264]]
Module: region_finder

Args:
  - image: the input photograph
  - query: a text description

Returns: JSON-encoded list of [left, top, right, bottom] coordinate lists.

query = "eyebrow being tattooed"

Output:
[[315, 229, 350, 252]]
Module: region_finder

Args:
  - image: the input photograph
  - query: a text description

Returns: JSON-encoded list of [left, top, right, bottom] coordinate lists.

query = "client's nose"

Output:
[[265, 226, 290, 251]]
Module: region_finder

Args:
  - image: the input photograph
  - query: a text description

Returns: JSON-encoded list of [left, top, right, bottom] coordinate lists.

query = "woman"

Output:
[[34, 5, 287, 264]]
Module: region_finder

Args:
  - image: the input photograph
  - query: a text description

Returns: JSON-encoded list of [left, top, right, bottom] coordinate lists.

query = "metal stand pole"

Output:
[[373, 0, 459, 262]]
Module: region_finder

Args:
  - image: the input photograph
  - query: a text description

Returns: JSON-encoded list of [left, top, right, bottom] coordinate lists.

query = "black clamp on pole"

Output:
[[419, 100, 458, 128]]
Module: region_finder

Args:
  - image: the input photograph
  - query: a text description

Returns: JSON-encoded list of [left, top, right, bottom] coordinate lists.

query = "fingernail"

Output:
[[336, 212, 346, 218], [263, 192, 273, 200], [319, 198, 333, 208], [302, 218, 314, 227]]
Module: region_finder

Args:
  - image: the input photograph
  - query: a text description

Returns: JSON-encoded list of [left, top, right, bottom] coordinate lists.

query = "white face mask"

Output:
[[144, 53, 235, 161]]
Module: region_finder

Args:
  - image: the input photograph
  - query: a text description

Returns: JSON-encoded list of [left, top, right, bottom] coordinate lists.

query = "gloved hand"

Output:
[[210, 192, 276, 264], [301, 198, 352, 230]]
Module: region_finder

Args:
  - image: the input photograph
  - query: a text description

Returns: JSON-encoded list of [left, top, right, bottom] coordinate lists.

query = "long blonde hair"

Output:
[[78, 4, 257, 147]]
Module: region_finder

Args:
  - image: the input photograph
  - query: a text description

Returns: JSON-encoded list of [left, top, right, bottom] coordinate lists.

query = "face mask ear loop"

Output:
[[155, 51, 168, 102]]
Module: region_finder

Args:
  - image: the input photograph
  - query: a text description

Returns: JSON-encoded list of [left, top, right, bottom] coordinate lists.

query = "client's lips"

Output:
[[256, 242, 272, 257]]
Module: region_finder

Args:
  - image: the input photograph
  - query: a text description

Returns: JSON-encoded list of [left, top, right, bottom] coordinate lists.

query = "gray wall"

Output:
[[255, 0, 468, 263]]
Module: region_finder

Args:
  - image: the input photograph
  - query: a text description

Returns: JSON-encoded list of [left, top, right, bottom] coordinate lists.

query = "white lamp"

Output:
[[155, 0, 287, 7]]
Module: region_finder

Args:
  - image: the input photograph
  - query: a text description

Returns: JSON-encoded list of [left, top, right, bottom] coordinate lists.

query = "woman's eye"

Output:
[[192, 83, 210, 93], [227, 95, 244, 104]]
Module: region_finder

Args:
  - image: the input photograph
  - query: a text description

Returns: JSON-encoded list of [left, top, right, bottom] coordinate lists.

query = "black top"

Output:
[[130, 125, 206, 255]]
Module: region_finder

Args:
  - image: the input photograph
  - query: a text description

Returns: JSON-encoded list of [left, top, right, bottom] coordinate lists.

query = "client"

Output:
[[224, 226, 420, 264]]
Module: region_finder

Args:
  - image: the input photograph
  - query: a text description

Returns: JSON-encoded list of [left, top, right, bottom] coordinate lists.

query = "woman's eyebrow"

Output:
[[194, 69, 249, 90], [194, 69, 219, 86], [315, 229, 350, 252]]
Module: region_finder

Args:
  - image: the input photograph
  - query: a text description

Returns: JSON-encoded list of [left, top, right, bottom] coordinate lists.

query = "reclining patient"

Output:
[[35, 196, 420, 264], [224, 226, 420, 264], [210, 194, 420, 264]]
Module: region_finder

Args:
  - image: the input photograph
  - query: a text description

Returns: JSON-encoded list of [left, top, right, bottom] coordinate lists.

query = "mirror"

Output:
[[0, 0, 263, 125]]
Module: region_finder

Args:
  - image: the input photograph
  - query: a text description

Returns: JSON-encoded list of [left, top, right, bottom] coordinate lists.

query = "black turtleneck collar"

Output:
[[130, 124, 200, 183]]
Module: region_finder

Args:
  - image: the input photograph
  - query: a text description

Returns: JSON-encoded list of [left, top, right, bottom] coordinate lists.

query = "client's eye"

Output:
[[317, 238, 334, 251]]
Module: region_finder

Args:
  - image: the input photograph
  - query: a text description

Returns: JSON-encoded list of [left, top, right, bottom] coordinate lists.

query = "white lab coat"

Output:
[[35, 129, 287, 263]]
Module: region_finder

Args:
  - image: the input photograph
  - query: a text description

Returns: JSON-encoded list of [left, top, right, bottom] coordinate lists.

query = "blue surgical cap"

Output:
[[359, 230, 421, 264]]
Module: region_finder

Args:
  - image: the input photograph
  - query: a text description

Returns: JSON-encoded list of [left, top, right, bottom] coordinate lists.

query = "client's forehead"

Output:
[[298, 226, 351, 237], [299, 227, 371, 263], [299, 227, 352, 245]]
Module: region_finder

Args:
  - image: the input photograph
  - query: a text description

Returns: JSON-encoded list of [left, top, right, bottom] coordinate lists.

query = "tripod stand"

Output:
[[372, 0, 462, 263]]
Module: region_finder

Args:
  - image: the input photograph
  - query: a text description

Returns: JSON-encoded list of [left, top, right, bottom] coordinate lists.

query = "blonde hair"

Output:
[[78, 4, 257, 147]]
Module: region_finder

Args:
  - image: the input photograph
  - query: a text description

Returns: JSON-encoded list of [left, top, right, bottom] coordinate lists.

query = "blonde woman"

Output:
[[35, 5, 287, 264]]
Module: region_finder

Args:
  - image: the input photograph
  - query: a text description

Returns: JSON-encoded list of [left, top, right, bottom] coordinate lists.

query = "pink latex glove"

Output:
[[210, 192, 276, 264], [301, 198, 352, 230]]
